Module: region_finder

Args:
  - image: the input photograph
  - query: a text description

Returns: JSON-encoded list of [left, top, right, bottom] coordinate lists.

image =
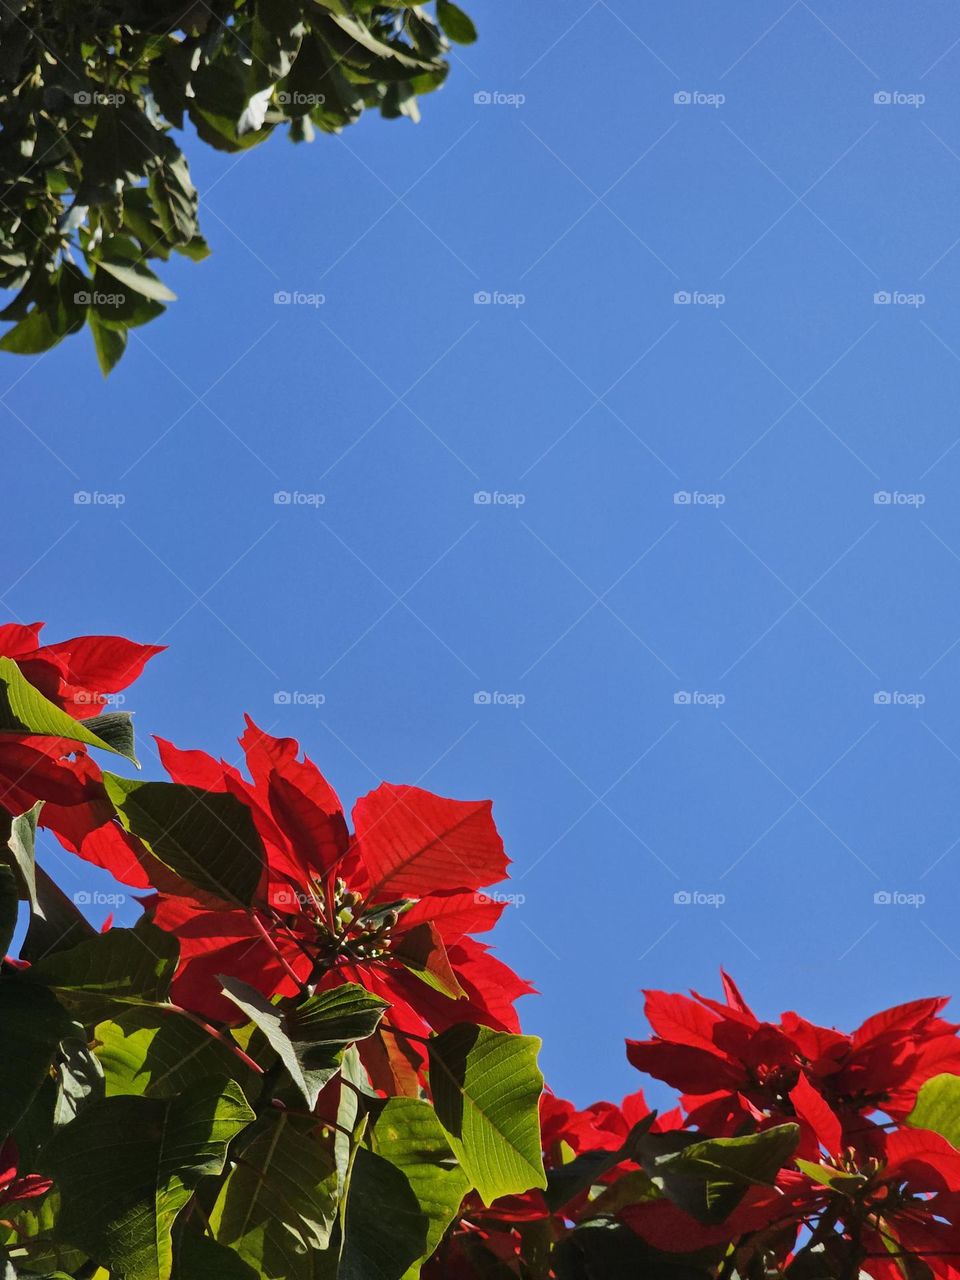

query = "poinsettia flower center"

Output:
[[306, 877, 403, 968]]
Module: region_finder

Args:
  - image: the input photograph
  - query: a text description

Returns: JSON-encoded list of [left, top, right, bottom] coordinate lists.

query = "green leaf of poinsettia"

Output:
[[351, 1097, 471, 1280], [28, 920, 179, 1016], [172, 1226, 258, 1280], [103, 774, 266, 906], [2, 802, 42, 917], [637, 1124, 801, 1224], [0, 978, 76, 1142], [428, 1024, 546, 1206], [219, 977, 388, 1108], [209, 1111, 338, 1280], [0, 865, 18, 958], [907, 1073, 960, 1147], [42, 1077, 255, 1280], [0, 656, 134, 759], [20, 865, 96, 964], [96, 1007, 253, 1099]]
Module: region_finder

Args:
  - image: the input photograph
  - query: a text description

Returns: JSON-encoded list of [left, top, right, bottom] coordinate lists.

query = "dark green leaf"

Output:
[[437, 1, 477, 44], [103, 774, 266, 906]]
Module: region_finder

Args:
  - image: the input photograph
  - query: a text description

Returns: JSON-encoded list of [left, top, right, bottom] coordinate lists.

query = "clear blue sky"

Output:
[[8, 0, 960, 1108]]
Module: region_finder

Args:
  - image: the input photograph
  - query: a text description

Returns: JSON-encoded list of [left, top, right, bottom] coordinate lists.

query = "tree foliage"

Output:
[[0, 0, 476, 372]]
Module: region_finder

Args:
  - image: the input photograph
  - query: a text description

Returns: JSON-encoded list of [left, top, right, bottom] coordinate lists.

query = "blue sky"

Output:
[[8, 0, 960, 1108]]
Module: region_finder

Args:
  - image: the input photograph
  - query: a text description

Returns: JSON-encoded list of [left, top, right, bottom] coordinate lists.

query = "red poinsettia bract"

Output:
[[0, 623, 162, 853], [138, 718, 532, 1091], [626, 970, 960, 1153], [0, 1140, 52, 1216]]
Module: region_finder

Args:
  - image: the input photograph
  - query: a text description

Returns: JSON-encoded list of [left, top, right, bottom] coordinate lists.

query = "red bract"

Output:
[[0, 623, 162, 849], [0, 1140, 52, 1214], [142, 718, 532, 1090], [626, 971, 960, 1150]]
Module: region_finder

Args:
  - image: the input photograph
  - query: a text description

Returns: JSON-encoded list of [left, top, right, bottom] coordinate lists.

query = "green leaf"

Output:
[[95, 256, 176, 303], [436, 0, 477, 44], [907, 1073, 960, 1146], [351, 1097, 471, 1280], [428, 1024, 546, 1205], [103, 774, 266, 906], [0, 978, 75, 1142], [555, 1220, 713, 1280], [219, 977, 387, 1108], [638, 1124, 800, 1224], [0, 657, 129, 757], [28, 921, 179, 1017], [81, 710, 138, 762], [172, 1227, 258, 1280], [545, 1113, 656, 1212], [95, 1007, 252, 1098], [89, 308, 127, 374], [0, 865, 18, 957], [209, 1112, 338, 1280], [0, 307, 64, 354], [42, 1078, 255, 1280], [2, 802, 42, 916], [20, 864, 96, 964]]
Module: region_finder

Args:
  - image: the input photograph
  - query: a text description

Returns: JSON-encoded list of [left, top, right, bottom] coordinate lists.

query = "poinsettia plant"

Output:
[[3, 623, 960, 1280]]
